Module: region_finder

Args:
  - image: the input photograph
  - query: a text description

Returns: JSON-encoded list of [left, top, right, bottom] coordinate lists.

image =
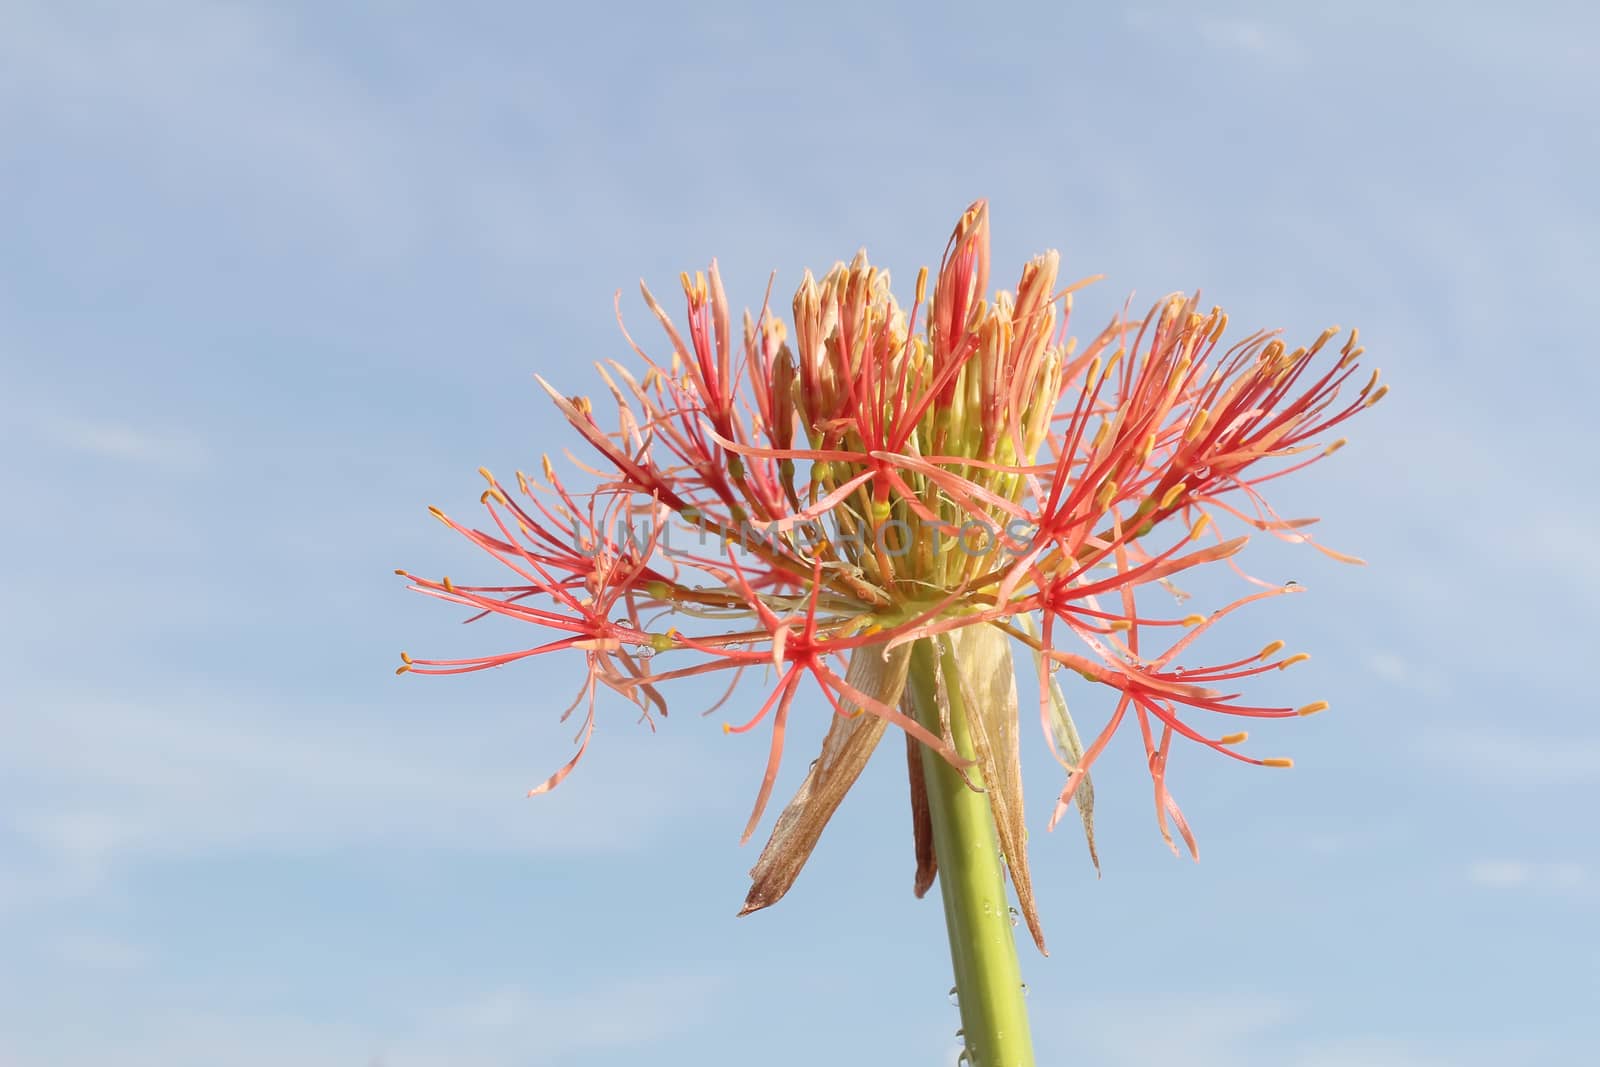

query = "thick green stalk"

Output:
[[908, 638, 1035, 1067]]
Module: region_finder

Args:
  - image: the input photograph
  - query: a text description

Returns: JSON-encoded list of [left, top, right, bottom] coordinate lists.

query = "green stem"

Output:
[[908, 638, 1036, 1067]]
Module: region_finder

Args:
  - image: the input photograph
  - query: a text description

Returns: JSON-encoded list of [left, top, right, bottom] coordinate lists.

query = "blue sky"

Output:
[[2, 2, 1596, 1064]]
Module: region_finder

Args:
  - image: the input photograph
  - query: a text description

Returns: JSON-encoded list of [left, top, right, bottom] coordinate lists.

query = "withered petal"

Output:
[[905, 721, 937, 899], [950, 626, 1048, 956], [739, 644, 910, 915]]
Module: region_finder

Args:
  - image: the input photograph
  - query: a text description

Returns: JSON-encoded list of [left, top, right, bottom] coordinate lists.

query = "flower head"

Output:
[[397, 201, 1382, 950]]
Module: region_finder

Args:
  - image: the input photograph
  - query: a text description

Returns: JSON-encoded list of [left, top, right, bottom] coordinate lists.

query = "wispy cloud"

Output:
[[51, 931, 147, 971], [0, 692, 726, 883], [0, 1, 648, 271], [1039, 992, 1297, 1067], [34, 414, 208, 470], [1125, 11, 1305, 67], [1196, 18, 1301, 60], [0, 972, 720, 1067], [1290, 1042, 1482, 1067], [0, 2, 424, 258], [445, 974, 722, 1046], [1040, 992, 1562, 1067], [1466, 859, 1587, 891], [1420, 725, 1600, 787], [1365, 651, 1447, 698]]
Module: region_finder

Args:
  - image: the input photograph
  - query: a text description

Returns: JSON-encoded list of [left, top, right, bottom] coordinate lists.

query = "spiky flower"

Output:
[[397, 201, 1382, 952]]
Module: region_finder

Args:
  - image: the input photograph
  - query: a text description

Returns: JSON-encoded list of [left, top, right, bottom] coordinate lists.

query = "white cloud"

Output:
[[1124, 11, 1305, 67], [33, 414, 208, 470], [1040, 992, 1297, 1067], [0, 1, 634, 271], [1040, 992, 1565, 1067], [1196, 18, 1299, 60], [445, 975, 722, 1046], [0, 1, 423, 258], [1467, 859, 1587, 891], [51, 931, 147, 971], [0, 692, 729, 886], [1364, 652, 1447, 697], [1421, 726, 1600, 787], [1289, 1043, 1469, 1067], [0, 972, 719, 1067]]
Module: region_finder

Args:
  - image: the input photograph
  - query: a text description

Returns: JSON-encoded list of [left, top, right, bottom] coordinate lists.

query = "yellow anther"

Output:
[[1181, 614, 1206, 627], [1165, 356, 1192, 394], [1258, 639, 1285, 660], [1307, 325, 1340, 357], [400, 651, 413, 664], [1086, 355, 1101, 386], [722, 722, 732, 734], [1189, 513, 1212, 540], [1090, 421, 1111, 452], [442, 576, 455, 593], [1297, 701, 1329, 717], [1262, 757, 1295, 768], [860, 623, 884, 637], [1360, 368, 1381, 396], [1184, 408, 1210, 443], [542, 454, 557, 481], [1324, 437, 1348, 456], [428, 505, 447, 522], [1366, 384, 1389, 406], [1209, 312, 1228, 344], [1094, 479, 1118, 510], [1108, 619, 1131, 632], [478, 466, 495, 485], [1159, 481, 1188, 510], [395, 664, 411, 676], [1219, 732, 1248, 745], [394, 568, 407, 576], [1278, 652, 1310, 669], [517, 470, 532, 495], [915, 265, 928, 305]]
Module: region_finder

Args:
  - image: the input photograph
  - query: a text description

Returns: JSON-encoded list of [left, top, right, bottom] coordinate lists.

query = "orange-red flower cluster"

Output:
[[397, 201, 1382, 935]]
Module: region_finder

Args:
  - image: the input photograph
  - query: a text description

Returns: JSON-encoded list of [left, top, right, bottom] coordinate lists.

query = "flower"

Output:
[[396, 201, 1382, 951]]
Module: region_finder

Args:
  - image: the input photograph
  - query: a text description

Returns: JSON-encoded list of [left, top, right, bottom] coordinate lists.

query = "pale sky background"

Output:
[[2, 2, 1596, 1065]]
